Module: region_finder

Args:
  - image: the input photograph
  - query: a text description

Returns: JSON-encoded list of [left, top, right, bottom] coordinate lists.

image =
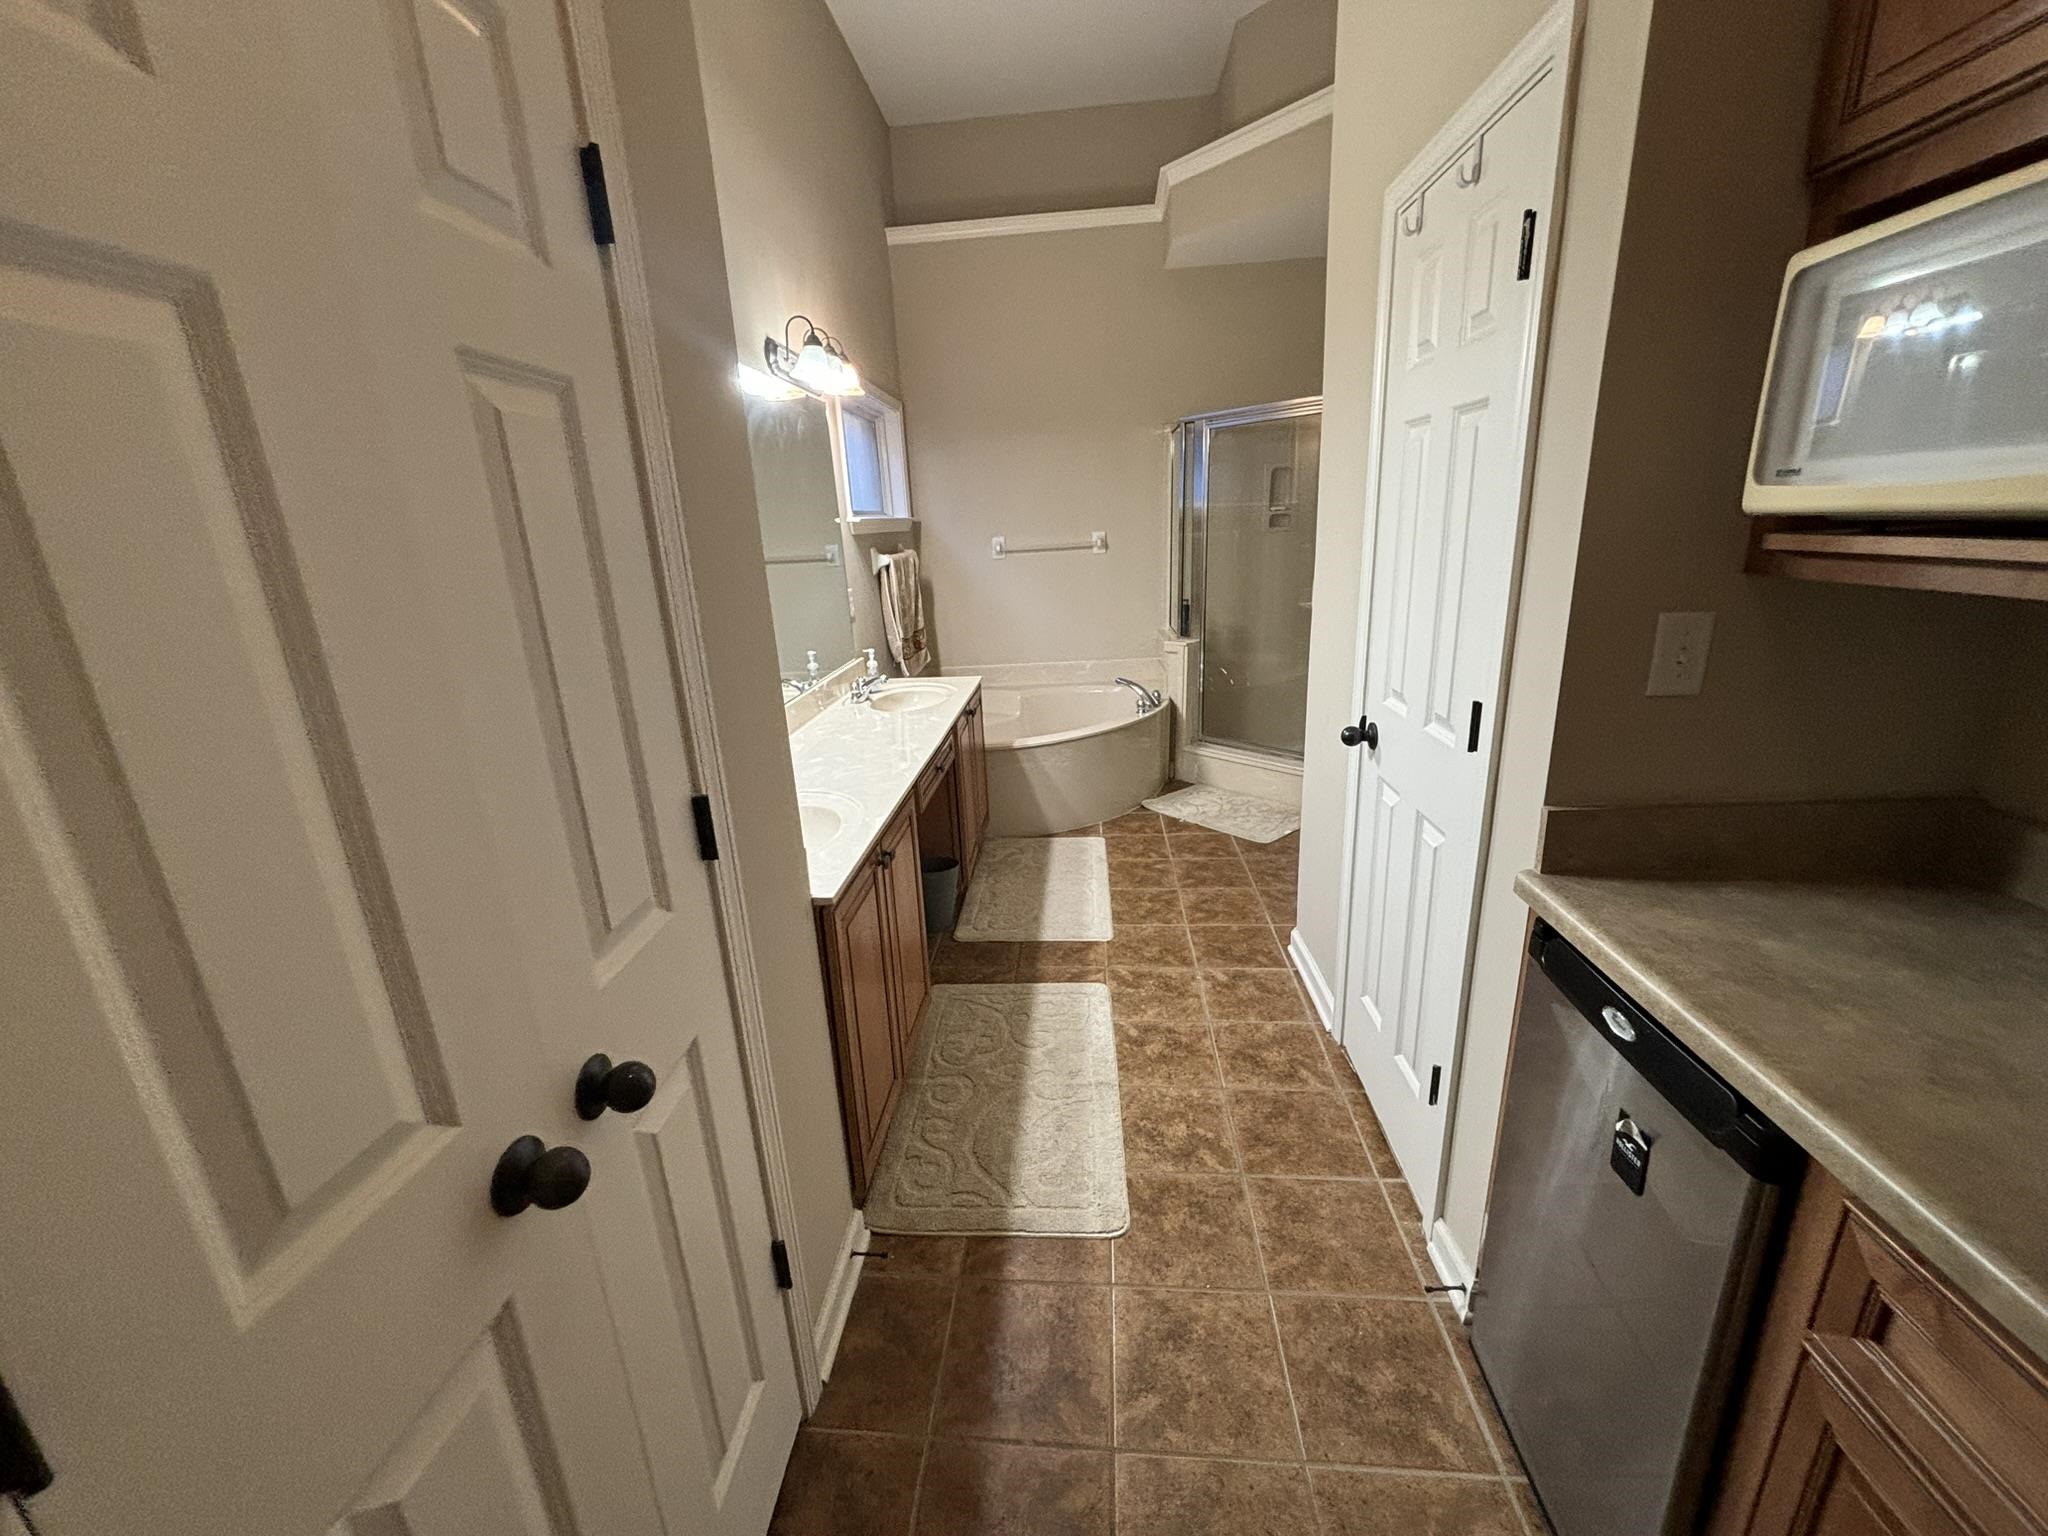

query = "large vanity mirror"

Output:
[[747, 393, 854, 694]]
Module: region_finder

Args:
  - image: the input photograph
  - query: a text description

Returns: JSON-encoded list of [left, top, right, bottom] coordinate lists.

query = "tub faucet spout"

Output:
[[1113, 677, 1163, 715]]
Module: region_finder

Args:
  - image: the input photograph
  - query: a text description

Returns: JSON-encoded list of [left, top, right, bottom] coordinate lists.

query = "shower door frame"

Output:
[[1170, 395, 1323, 761]]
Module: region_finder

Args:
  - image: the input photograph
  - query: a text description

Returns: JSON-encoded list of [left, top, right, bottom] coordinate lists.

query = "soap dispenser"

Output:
[[805, 649, 820, 689]]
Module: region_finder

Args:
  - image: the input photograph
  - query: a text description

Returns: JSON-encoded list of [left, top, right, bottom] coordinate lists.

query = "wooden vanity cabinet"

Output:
[[816, 804, 929, 1201], [1708, 1171, 2048, 1536], [953, 694, 989, 891]]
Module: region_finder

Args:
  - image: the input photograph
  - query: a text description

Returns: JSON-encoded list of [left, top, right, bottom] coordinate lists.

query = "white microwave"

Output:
[[1746, 157, 2048, 519]]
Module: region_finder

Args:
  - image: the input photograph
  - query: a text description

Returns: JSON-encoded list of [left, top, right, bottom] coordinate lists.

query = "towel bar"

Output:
[[764, 545, 841, 566], [990, 532, 1107, 559]]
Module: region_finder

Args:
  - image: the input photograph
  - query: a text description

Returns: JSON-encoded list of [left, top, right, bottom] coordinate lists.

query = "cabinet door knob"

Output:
[[575, 1053, 659, 1119], [877, 847, 896, 869], [490, 1136, 592, 1216]]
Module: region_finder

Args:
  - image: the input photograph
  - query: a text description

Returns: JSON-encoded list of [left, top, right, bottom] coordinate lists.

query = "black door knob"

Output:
[[490, 1136, 591, 1216], [575, 1053, 659, 1120], [1339, 717, 1380, 750]]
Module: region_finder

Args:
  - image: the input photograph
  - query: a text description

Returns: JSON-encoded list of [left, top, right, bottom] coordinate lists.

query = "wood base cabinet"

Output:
[[815, 805, 929, 1203], [1709, 1171, 2048, 1536]]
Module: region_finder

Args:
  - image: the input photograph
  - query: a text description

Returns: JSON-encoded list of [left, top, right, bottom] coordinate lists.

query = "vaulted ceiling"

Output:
[[822, 0, 1270, 126]]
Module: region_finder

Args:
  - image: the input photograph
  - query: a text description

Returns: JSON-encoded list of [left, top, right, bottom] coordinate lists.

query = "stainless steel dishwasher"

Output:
[[1471, 921, 1799, 1536]]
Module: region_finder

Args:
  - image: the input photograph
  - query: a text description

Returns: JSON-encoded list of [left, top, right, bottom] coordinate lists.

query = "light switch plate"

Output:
[[1646, 611, 1714, 697]]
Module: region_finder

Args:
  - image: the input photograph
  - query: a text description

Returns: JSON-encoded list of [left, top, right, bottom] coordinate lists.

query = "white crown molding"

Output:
[[1155, 84, 1334, 198], [884, 86, 1336, 248], [885, 202, 1161, 246]]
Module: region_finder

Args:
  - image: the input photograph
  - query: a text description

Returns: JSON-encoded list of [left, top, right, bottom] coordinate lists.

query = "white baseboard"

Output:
[[1427, 1217, 1477, 1320], [811, 1210, 868, 1384], [1288, 928, 1337, 1034]]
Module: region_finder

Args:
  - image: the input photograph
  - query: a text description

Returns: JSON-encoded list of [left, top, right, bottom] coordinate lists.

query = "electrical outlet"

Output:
[[1646, 611, 1714, 697]]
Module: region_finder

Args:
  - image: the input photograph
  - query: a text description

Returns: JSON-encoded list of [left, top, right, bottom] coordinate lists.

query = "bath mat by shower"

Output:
[[865, 984, 1128, 1237], [1144, 784, 1301, 844], [953, 836, 1112, 942]]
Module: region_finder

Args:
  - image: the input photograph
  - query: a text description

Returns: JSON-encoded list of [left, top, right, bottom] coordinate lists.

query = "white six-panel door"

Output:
[[0, 0, 795, 1531], [1339, 30, 1570, 1222]]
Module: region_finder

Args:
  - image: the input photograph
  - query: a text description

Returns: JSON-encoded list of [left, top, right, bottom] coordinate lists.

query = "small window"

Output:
[[835, 386, 912, 524]]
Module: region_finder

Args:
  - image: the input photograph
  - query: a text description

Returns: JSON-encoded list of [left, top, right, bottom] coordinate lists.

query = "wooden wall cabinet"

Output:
[[1708, 1171, 2048, 1536], [815, 692, 989, 1202]]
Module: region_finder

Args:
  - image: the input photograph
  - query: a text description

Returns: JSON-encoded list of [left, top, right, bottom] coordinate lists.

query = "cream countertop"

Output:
[[1516, 870, 2048, 1363], [788, 674, 982, 903]]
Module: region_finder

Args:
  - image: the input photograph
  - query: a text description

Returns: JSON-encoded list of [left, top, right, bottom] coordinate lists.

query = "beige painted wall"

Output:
[[1218, 0, 1340, 130], [890, 225, 1325, 667], [891, 97, 1219, 226], [602, 0, 857, 1320], [1294, 0, 1553, 1007], [1983, 608, 2048, 822], [690, 0, 910, 673], [886, 0, 1337, 228]]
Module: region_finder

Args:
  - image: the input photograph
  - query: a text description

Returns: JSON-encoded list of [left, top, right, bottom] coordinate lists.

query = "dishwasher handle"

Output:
[[1530, 922, 1799, 1184]]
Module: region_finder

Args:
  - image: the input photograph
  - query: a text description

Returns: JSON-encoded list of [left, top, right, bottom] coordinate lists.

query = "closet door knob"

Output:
[[575, 1053, 659, 1120], [1339, 717, 1379, 751], [490, 1136, 592, 1216]]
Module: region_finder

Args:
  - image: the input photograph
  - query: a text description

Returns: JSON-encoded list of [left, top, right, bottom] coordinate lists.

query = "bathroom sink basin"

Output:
[[796, 791, 862, 847], [865, 683, 951, 714]]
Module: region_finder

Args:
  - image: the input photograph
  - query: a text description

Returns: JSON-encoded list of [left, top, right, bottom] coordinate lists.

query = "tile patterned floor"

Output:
[[771, 810, 1553, 1535]]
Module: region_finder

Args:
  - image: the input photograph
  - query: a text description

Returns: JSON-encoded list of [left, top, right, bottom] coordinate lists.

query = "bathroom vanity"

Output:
[[788, 677, 988, 1199]]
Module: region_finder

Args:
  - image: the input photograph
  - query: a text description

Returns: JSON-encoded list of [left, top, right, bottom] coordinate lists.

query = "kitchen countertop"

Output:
[[788, 674, 981, 903], [1517, 870, 2048, 1362]]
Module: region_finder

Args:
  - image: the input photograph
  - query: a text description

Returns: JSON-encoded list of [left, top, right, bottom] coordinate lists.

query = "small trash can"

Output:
[[921, 856, 960, 934]]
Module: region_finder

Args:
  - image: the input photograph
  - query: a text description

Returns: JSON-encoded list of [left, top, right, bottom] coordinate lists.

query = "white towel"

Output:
[[877, 549, 929, 676]]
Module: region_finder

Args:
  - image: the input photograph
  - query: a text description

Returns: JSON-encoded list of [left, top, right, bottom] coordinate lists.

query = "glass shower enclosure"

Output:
[[1171, 398, 1322, 759]]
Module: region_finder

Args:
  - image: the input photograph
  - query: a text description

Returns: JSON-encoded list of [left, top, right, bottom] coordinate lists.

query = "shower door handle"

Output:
[[1340, 717, 1379, 751]]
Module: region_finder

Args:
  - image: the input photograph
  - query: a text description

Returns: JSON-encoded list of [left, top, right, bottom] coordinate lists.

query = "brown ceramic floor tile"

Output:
[[1230, 1090, 1373, 1176], [933, 939, 1018, 983], [1111, 1175, 1264, 1290], [1200, 967, 1309, 1022], [1237, 842, 1299, 874], [1012, 940, 1106, 980], [812, 1275, 953, 1434], [1114, 1019, 1221, 1087], [1104, 831, 1170, 860], [1344, 1090, 1395, 1172], [1119, 1084, 1238, 1173], [1107, 966, 1204, 1021], [1249, 864, 1297, 894], [1237, 830, 1299, 859], [768, 1429, 923, 1536], [1433, 1298, 1516, 1472], [1115, 1455, 1317, 1536], [1164, 827, 1237, 858], [1107, 857, 1177, 891], [1189, 924, 1287, 969], [1179, 887, 1270, 925], [1260, 888, 1298, 928], [1113, 1288, 1300, 1458], [1275, 1295, 1493, 1470], [1309, 1468, 1523, 1535], [1515, 1480, 1557, 1534], [1386, 1178, 1424, 1229], [859, 1234, 966, 1281], [1111, 886, 1185, 925], [1321, 1032, 1363, 1090], [1107, 924, 1196, 969], [1249, 1178, 1422, 1294], [1213, 1021, 1336, 1089], [963, 1236, 1110, 1285], [1173, 857, 1254, 890], [935, 1280, 1113, 1446], [1102, 809, 1165, 835], [912, 1440, 1113, 1536]]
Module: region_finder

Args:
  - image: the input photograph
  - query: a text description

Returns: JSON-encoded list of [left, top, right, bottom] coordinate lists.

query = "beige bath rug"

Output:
[[953, 836, 1112, 942], [1143, 784, 1300, 844], [865, 984, 1128, 1237]]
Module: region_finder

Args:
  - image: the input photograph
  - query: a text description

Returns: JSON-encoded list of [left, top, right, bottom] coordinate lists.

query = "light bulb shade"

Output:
[[765, 320, 863, 396]]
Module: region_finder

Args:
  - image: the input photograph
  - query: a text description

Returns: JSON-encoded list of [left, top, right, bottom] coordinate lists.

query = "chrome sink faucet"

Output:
[[1114, 677, 1163, 714]]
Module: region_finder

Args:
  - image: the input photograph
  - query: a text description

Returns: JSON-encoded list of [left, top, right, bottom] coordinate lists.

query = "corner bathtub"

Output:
[[979, 681, 1170, 836]]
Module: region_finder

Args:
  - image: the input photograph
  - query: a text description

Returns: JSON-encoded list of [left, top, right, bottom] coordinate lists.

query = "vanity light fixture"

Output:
[[736, 362, 806, 401], [764, 315, 865, 398]]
